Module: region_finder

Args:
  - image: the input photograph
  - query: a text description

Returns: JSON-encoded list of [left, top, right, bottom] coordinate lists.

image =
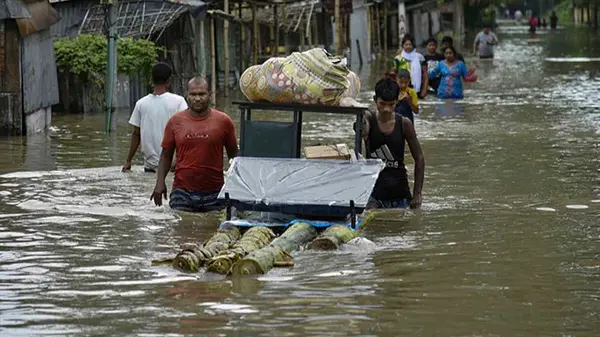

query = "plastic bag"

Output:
[[464, 67, 478, 82], [239, 48, 361, 106]]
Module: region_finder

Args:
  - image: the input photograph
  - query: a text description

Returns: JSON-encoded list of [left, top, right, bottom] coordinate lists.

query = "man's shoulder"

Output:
[[168, 109, 188, 121], [164, 92, 186, 101], [135, 94, 154, 105], [211, 108, 233, 121]]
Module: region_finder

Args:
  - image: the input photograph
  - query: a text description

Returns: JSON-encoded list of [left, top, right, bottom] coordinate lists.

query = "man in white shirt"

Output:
[[122, 62, 188, 173], [472, 23, 499, 59]]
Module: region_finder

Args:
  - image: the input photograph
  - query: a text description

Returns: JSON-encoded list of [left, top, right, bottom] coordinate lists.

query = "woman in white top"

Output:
[[391, 34, 429, 98]]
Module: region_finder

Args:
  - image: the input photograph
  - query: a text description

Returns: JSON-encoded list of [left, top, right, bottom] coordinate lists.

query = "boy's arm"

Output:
[[408, 90, 419, 114], [403, 117, 424, 209]]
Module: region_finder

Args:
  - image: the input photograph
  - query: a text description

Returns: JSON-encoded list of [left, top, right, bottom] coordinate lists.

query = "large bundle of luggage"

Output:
[[239, 48, 361, 107]]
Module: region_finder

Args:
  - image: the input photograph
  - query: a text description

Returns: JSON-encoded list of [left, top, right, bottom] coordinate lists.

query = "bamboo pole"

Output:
[[196, 18, 206, 76], [367, 5, 372, 56], [299, 27, 305, 51], [210, 17, 217, 103], [307, 22, 313, 48], [270, 8, 275, 56], [239, 0, 244, 71], [273, 5, 279, 56], [383, 0, 388, 54], [224, 0, 230, 96], [375, 3, 381, 54], [252, 3, 258, 64], [282, 1, 288, 54], [334, 0, 341, 54], [311, 14, 317, 48]]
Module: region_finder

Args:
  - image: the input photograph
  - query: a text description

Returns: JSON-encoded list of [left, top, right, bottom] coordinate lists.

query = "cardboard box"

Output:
[[304, 144, 352, 160]]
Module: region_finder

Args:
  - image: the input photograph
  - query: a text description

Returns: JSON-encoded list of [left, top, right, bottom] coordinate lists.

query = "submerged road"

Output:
[[0, 26, 599, 336]]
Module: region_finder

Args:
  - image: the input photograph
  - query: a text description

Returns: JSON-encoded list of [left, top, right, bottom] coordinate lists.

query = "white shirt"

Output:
[[128, 92, 188, 170]]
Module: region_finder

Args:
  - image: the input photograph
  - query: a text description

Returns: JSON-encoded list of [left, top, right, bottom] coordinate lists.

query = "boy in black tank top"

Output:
[[358, 77, 425, 209]]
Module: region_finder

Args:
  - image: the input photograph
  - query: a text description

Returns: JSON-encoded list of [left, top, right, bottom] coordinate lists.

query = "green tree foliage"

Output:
[[54, 34, 163, 86]]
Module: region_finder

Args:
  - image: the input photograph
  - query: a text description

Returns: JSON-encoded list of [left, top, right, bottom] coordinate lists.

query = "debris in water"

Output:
[[565, 205, 589, 210]]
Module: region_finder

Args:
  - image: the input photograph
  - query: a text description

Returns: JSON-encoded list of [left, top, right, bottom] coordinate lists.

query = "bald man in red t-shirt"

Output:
[[150, 77, 238, 212]]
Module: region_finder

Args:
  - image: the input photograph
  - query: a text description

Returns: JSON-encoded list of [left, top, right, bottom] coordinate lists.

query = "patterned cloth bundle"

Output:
[[239, 48, 361, 106]]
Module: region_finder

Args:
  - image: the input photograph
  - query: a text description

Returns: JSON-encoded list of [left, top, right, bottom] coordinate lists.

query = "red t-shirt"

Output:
[[161, 108, 237, 192]]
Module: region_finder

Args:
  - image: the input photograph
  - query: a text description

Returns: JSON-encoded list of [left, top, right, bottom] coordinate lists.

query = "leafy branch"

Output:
[[54, 34, 164, 86]]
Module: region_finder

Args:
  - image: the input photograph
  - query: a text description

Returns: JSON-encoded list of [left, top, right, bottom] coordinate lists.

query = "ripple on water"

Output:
[[199, 302, 259, 314], [565, 205, 590, 210]]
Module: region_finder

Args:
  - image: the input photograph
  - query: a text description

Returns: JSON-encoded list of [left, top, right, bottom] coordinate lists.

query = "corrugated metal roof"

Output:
[[79, 0, 207, 39], [15, 0, 61, 37], [0, 0, 32, 20]]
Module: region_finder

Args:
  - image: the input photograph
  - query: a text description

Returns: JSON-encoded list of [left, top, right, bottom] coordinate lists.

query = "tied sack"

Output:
[[239, 48, 361, 106]]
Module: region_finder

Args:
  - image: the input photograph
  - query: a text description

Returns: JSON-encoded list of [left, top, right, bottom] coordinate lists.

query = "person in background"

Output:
[[391, 33, 429, 98], [150, 76, 239, 213], [122, 62, 188, 173], [424, 37, 445, 93], [514, 9, 523, 22], [441, 36, 465, 63], [550, 11, 558, 29], [529, 15, 538, 33], [472, 23, 499, 59], [393, 70, 419, 124], [357, 77, 424, 209], [542, 18, 548, 29], [428, 46, 470, 100]]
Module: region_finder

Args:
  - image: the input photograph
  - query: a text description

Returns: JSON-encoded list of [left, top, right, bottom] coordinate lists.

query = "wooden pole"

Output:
[[224, 0, 230, 96], [311, 15, 317, 48], [307, 19, 313, 48], [210, 17, 217, 103], [334, 0, 341, 54], [383, 0, 388, 54], [270, 8, 275, 56], [238, 1, 244, 71], [273, 5, 279, 56], [300, 27, 305, 51], [375, 3, 381, 54], [252, 3, 258, 64], [195, 18, 206, 76], [367, 5, 372, 56]]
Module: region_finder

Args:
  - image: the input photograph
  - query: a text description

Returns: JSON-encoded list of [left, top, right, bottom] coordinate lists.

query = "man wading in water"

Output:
[[358, 77, 425, 209], [122, 63, 188, 173], [150, 77, 239, 212], [473, 23, 499, 59]]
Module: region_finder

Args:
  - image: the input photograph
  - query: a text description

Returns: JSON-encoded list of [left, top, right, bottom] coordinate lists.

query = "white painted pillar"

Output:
[[398, 1, 406, 45]]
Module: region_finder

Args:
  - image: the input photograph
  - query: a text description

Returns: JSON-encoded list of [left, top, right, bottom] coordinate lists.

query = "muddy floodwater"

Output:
[[1, 26, 599, 336]]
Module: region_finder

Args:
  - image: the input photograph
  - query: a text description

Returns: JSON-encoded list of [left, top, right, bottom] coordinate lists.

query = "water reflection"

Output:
[[0, 26, 599, 336]]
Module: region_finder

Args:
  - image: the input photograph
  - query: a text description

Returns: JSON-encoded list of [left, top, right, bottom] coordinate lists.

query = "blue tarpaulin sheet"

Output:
[[219, 217, 364, 231], [217, 157, 384, 218]]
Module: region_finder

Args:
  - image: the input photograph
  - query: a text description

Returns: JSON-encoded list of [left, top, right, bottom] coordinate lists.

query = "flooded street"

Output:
[[1, 26, 599, 336]]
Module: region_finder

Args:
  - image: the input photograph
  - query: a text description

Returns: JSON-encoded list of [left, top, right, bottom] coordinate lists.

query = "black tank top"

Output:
[[365, 112, 412, 201]]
